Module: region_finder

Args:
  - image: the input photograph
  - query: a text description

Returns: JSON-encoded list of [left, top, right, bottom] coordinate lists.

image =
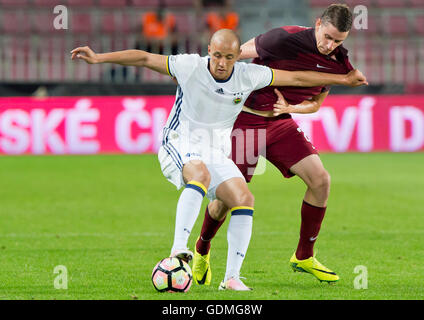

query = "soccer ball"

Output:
[[151, 257, 193, 292]]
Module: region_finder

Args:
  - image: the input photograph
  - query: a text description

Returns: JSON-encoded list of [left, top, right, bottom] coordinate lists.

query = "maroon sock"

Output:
[[295, 200, 326, 260], [195, 207, 226, 255]]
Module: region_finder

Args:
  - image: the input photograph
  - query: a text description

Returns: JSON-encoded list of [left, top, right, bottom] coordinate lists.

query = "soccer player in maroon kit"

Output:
[[192, 4, 357, 286]]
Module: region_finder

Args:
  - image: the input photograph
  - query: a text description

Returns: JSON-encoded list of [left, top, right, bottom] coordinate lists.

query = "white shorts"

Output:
[[158, 127, 244, 200]]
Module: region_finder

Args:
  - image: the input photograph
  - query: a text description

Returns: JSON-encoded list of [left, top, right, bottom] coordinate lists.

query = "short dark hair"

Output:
[[320, 4, 353, 32]]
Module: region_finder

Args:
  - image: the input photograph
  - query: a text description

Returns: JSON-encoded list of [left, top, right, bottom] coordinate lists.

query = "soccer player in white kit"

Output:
[[71, 29, 367, 291]]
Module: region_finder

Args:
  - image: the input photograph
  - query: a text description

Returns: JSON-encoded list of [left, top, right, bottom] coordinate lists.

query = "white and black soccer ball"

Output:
[[151, 257, 193, 293]]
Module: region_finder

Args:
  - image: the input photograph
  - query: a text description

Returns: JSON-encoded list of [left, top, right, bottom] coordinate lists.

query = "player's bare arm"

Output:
[[272, 89, 329, 116], [272, 68, 368, 88], [239, 38, 258, 60], [70, 46, 169, 75]]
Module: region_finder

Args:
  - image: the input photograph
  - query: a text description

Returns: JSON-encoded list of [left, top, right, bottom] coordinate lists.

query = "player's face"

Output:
[[208, 41, 241, 81], [315, 18, 349, 55]]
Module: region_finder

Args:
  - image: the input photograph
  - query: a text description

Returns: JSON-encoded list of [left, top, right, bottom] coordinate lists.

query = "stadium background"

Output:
[[0, 0, 423, 300]]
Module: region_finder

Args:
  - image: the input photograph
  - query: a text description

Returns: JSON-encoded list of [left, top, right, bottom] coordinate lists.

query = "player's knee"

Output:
[[193, 169, 211, 189], [185, 161, 211, 188], [234, 190, 255, 208], [309, 169, 331, 194], [321, 170, 331, 191]]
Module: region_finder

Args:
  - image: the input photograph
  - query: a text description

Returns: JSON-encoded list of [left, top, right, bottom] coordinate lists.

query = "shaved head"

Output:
[[210, 29, 241, 51], [208, 29, 241, 81]]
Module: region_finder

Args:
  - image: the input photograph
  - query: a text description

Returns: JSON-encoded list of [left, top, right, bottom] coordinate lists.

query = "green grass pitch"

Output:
[[0, 153, 423, 300]]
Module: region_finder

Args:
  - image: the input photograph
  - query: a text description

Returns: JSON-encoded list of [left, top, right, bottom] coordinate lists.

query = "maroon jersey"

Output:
[[244, 26, 353, 111]]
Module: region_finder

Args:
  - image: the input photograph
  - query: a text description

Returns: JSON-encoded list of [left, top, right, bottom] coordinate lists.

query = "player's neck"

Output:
[[207, 58, 234, 82]]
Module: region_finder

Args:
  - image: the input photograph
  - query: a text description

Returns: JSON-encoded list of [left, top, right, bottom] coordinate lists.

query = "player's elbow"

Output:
[[125, 50, 148, 67], [137, 55, 148, 67], [310, 103, 321, 113]]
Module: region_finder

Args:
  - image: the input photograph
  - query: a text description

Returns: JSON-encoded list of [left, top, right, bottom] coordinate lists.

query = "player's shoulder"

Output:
[[169, 54, 204, 72], [235, 61, 271, 86], [168, 54, 204, 79], [281, 25, 312, 34], [169, 53, 202, 63], [259, 25, 313, 45], [236, 60, 270, 74]]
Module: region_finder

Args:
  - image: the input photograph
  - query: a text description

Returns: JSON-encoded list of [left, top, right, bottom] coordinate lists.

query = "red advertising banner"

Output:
[[292, 95, 424, 152], [0, 95, 423, 155], [0, 96, 173, 155]]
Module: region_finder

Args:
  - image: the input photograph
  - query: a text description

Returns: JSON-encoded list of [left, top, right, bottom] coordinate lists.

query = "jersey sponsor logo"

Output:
[[316, 64, 331, 69], [215, 88, 225, 95], [309, 235, 318, 242]]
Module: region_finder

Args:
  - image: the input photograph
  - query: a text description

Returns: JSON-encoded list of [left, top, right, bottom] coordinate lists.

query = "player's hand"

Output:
[[273, 88, 292, 116], [70, 46, 99, 64], [345, 69, 369, 87]]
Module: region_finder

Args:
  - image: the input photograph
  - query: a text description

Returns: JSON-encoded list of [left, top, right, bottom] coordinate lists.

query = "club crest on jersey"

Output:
[[233, 92, 243, 104]]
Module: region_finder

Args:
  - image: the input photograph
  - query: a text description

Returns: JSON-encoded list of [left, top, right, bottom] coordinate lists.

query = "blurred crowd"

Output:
[[136, 0, 239, 55], [2, 0, 423, 88]]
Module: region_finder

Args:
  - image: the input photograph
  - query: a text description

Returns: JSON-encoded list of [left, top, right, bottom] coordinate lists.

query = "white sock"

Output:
[[224, 208, 253, 281], [171, 181, 206, 254]]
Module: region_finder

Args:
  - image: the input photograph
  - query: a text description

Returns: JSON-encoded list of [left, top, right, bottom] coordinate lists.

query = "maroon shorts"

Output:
[[230, 111, 318, 182]]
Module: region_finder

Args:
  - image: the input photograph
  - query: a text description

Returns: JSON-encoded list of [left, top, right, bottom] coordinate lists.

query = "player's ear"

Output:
[[208, 45, 211, 55], [315, 18, 321, 29]]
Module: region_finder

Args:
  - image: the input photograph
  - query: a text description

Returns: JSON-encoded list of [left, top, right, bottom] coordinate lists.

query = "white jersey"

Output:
[[164, 54, 274, 154]]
